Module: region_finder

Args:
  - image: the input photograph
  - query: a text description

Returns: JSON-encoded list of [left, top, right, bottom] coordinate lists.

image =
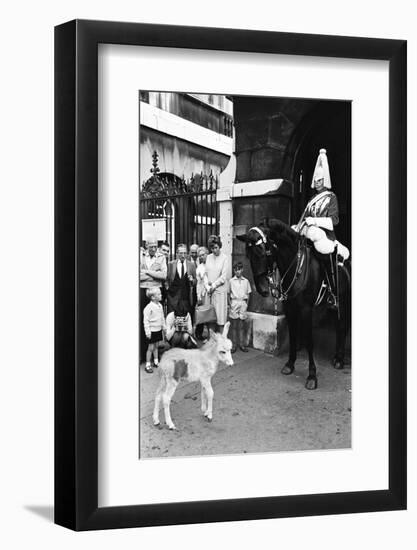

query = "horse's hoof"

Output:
[[168, 425, 177, 430], [281, 364, 294, 375], [333, 358, 344, 370], [305, 378, 318, 390], [206, 417, 212, 423], [153, 421, 160, 427], [332, 357, 345, 369]]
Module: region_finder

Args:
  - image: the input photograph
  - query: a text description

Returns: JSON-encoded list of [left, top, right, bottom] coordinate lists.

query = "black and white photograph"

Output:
[[0, 0, 413, 543], [139, 92, 352, 458]]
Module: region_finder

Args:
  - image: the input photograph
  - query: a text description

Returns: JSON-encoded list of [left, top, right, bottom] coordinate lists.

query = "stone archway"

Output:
[[232, 97, 351, 249], [288, 101, 352, 249], [230, 97, 352, 352]]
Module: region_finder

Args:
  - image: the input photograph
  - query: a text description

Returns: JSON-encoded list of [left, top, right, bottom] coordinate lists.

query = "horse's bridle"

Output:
[[248, 226, 268, 248], [248, 225, 305, 304], [248, 226, 275, 262], [248, 226, 280, 300]]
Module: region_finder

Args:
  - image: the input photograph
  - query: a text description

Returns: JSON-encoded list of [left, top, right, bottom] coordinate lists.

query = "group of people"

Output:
[[139, 149, 349, 373], [140, 235, 252, 373]]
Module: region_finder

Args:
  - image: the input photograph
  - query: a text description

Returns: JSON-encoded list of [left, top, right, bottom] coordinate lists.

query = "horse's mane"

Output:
[[261, 218, 300, 247]]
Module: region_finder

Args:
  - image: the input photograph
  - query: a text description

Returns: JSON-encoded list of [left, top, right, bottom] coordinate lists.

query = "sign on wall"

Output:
[[141, 218, 166, 242]]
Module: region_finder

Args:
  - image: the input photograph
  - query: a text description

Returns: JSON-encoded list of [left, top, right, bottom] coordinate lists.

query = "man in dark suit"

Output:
[[166, 243, 196, 315]]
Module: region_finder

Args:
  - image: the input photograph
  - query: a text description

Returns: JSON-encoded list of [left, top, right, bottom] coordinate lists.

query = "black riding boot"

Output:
[[325, 251, 339, 309], [323, 249, 339, 309]]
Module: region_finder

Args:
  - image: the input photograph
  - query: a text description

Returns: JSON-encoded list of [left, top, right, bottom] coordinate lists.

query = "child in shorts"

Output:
[[228, 262, 252, 353], [143, 287, 165, 373]]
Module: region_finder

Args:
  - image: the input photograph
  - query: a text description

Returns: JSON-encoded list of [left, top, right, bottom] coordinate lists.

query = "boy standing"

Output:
[[143, 287, 166, 373], [228, 262, 252, 353]]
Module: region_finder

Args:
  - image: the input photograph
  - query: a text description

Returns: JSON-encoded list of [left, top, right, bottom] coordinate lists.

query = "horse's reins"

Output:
[[277, 241, 306, 301], [249, 226, 306, 304]]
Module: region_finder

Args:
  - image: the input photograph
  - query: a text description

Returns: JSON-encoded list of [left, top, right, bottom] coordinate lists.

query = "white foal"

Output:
[[152, 322, 233, 430]]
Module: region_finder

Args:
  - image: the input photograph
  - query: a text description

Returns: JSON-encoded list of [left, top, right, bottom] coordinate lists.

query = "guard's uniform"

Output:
[[294, 148, 347, 309], [303, 190, 339, 240]]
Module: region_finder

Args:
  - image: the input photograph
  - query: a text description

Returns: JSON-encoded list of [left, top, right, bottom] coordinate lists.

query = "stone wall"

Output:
[[233, 96, 314, 183], [140, 127, 230, 185]]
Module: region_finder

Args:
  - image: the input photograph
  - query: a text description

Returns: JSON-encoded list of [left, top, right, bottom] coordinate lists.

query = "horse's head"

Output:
[[236, 224, 272, 297], [236, 219, 298, 298]]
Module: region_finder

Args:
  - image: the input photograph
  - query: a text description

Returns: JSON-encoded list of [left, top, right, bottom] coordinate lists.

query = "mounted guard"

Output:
[[293, 148, 350, 310]]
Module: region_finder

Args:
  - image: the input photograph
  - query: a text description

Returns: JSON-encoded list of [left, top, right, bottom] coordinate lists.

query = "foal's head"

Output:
[[206, 322, 234, 366]]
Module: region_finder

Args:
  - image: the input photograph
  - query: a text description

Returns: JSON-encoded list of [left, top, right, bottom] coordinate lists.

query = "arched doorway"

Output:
[[289, 101, 351, 249], [287, 101, 351, 342]]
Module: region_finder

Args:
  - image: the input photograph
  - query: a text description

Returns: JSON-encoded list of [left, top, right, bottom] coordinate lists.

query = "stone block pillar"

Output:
[[217, 140, 236, 280]]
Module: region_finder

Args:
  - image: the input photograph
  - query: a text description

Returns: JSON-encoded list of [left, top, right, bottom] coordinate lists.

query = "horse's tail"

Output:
[[338, 260, 351, 290], [338, 260, 351, 325]]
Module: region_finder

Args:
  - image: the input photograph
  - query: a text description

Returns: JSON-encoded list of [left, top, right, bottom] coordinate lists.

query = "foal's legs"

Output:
[[201, 383, 208, 414], [282, 305, 298, 375], [200, 377, 214, 421], [162, 378, 179, 430], [152, 375, 165, 426]]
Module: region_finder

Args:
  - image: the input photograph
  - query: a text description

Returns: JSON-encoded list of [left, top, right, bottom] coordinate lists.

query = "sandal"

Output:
[[145, 365, 154, 374]]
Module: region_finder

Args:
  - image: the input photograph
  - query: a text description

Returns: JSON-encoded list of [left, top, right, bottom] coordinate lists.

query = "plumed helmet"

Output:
[[311, 148, 332, 189]]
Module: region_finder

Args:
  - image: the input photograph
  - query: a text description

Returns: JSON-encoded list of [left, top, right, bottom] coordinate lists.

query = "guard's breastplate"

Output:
[[306, 192, 332, 217]]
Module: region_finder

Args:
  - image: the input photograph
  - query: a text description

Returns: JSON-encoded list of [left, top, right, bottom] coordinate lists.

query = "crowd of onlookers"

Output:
[[140, 235, 252, 373]]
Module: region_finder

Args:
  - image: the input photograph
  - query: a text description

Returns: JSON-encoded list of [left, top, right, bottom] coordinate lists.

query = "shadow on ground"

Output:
[[24, 505, 54, 523]]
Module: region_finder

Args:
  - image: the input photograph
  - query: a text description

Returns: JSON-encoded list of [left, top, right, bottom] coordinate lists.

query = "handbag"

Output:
[[195, 296, 217, 325]]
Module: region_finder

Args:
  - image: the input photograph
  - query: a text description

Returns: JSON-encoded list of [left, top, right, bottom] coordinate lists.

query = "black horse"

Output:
[[237, 219, 350, 390]]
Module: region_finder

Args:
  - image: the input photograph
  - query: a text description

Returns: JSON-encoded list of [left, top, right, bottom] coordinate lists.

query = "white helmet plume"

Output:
[[311, 148, 332, 189]]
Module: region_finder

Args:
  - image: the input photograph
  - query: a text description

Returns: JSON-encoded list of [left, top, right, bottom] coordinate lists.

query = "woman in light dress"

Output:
[[205, 235, 228, 332], [196, 246, 209, 303], [194, 246, 210, 340]]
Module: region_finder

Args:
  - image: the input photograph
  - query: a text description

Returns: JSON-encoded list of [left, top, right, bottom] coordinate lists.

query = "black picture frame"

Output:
[[55, 19, 407, 531]]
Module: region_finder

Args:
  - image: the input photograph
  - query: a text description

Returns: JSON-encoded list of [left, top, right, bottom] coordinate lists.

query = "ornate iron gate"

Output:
[[140, 151, 219, 259]]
